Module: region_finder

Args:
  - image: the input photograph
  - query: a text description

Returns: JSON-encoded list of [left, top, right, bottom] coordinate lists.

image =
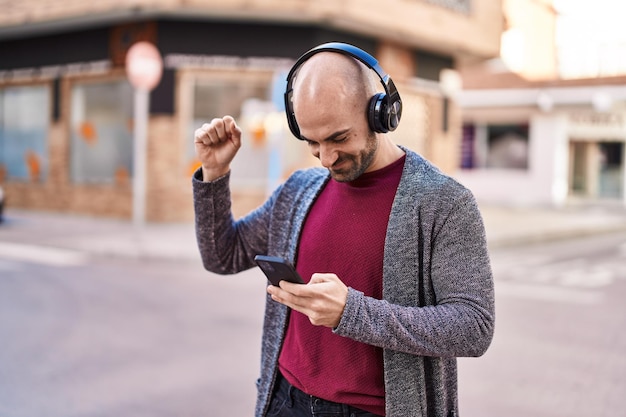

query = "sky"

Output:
[[553, 0, 626, 78]]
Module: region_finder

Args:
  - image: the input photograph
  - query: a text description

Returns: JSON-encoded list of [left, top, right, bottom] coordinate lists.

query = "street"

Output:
[[459, 231, 626, 417], [0, 252, 267, 417], [0, 232, 625, 417]]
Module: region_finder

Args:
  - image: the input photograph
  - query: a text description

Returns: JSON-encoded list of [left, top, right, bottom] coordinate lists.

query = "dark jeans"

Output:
[[267, 372, 384, 417]]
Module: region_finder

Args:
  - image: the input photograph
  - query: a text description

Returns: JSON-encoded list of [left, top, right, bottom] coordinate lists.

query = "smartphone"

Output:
[[254, 255, 304, 286]]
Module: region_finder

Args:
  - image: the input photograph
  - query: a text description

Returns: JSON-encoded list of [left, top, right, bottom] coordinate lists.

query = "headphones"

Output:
[[284, 42, 402, 140]]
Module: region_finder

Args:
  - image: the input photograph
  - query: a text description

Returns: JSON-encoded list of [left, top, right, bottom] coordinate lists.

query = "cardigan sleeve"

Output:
[[334, 190, 495, 358], [192, 169, 273, 274], [192, 167, 327, 275]]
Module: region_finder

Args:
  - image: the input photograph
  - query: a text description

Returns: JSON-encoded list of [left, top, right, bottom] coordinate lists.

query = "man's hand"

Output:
[[194, 115, 242, 181], [267, 273, 348, 328]]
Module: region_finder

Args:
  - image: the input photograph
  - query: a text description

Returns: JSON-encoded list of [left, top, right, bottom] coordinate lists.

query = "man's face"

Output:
[[295, 97, 379, 182], [314, 129, 377, 182], [299, 121, 378, 182]]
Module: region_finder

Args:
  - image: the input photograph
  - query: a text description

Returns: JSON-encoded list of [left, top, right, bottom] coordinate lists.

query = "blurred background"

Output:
[[1, 0, 624, 220], [0, 1, 625, 417]]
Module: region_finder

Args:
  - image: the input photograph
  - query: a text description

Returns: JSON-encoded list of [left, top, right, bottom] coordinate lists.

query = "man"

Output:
[[192, 43, 495, 417]]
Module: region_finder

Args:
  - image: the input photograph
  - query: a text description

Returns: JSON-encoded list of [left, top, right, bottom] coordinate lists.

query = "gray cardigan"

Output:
[[192, 147, 495, 417]]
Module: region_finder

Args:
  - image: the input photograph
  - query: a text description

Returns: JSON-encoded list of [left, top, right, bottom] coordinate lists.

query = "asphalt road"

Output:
[[0, 255, 266, 417], [0, 231, 625, 417], [459, 231, 626, 417]]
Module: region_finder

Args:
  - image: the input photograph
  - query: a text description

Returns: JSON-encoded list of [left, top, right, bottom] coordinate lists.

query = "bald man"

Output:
[[192, 44, 494, 417]]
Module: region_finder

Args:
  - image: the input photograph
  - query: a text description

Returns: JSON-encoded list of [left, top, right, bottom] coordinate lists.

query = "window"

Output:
[[187, 73, 275, 187], [461, 123, 529, 170], [598, 142, 623, 199], [0, 85, 50, 182], [70, 80, 133, 183]]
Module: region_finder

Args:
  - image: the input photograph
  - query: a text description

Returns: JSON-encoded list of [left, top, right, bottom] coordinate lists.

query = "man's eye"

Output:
[[333, 136, 347, 143]]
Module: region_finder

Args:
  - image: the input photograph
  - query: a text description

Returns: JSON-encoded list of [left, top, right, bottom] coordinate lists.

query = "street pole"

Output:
[[125, 41, 163, 228], [132, 88, 149, 228]]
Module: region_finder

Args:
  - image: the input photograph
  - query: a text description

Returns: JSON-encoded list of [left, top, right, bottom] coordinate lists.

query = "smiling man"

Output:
[[192, 42, 495, 417]]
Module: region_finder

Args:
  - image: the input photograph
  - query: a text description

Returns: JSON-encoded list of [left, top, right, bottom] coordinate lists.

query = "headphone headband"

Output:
[[284, 42, 402, 140]]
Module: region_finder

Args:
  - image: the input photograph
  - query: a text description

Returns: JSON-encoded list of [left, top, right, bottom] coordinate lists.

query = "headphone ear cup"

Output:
[[387, 98, 402, 132], [368, 93, 388, 133]]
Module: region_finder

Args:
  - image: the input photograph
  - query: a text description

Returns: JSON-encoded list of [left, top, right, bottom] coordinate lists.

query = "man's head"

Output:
[[284, 43, 402, 182]]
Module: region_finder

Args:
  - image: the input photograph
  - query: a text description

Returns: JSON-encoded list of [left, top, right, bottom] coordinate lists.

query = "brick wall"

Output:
[[146, 115, 195, 222]]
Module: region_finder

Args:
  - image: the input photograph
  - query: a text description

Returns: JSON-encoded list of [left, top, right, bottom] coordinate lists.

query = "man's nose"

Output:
[[318, 145, 337, 168]]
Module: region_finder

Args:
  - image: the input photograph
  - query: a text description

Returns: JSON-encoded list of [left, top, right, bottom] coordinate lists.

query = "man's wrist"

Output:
[[201, 166, 230, 182]]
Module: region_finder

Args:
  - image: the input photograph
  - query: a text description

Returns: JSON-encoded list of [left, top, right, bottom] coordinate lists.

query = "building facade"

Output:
[[456, 74, 626, 208], [0, 0, 503, 221], [455, 0, 626, 208]]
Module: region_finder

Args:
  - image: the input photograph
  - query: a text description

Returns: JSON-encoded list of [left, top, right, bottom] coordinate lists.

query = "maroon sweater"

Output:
[[278, 155, 405, 416]]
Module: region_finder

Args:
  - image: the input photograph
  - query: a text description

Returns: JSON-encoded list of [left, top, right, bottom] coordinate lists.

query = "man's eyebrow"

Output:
[[300, 129, 350, 143]]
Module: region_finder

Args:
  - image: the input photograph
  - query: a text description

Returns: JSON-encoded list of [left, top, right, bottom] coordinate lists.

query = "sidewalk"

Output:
[[0, 209, 200, 262], [1, 204, 625, 262], [479, 203, 626, 248]]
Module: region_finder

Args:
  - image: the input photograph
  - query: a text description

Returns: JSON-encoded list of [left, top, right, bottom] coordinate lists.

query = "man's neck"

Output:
[[368, 139, 405, 173]]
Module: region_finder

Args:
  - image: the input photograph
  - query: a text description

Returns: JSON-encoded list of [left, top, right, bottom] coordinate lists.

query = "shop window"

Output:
[[0, 85, 50, 182], [187, 75, 276, 187], [461, 123, 529, 170], [70, 80, 133, 184], [598, 142, 623, 199]]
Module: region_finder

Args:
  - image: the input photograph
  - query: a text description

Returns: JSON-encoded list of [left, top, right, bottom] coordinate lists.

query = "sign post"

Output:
[[125, 42, 163, 228]]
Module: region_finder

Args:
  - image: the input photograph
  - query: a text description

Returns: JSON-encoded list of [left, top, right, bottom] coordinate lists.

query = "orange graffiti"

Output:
[[250, 124, 266, 147], [25, 150, 41, 182], [79, 121, 97, 145], [187, 159, 202, 177], [115, 166, 130, 185]]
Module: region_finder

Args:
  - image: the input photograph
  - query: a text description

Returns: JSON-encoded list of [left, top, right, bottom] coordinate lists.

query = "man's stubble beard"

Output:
[[329, 131, 378, 182]]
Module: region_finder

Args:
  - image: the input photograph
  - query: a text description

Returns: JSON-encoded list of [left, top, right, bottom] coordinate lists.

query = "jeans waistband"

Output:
[[275, 371, 384, 417]]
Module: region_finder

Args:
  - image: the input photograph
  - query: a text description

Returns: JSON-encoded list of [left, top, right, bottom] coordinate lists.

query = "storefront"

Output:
[[0, 17, 467, 221], [456, 82, 626, 208], [568, 112, 626, 202]]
